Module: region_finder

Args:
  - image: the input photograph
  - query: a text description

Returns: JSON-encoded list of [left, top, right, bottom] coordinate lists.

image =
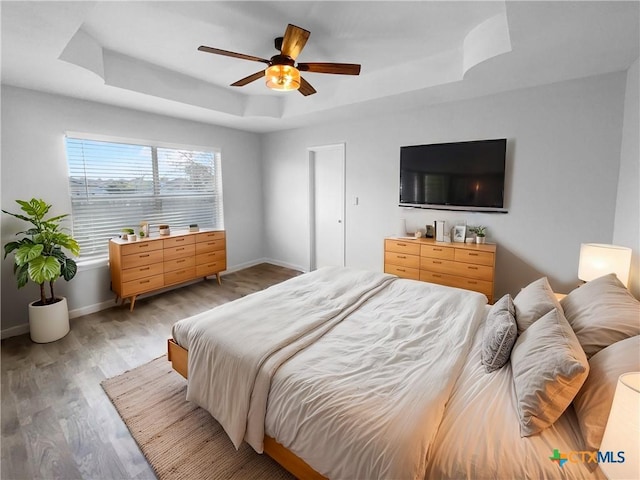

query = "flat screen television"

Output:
[[399, 138, 507, 212]]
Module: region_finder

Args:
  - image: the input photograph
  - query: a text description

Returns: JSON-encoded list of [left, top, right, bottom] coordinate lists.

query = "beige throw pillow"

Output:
[[511, 308, 589, 437], [513, 277, 563, 334], [560, 273, 640, 358], [573, 335, 640, 451]]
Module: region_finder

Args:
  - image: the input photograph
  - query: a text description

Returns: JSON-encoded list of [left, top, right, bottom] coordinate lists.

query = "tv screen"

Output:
[[399, 138, 507, 212]]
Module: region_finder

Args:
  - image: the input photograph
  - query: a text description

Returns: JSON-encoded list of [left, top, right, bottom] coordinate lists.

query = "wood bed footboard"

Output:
[[167, 339, 327, 480]]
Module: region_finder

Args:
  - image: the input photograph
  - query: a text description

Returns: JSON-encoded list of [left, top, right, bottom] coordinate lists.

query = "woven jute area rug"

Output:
[[101, 357, 294, 480]]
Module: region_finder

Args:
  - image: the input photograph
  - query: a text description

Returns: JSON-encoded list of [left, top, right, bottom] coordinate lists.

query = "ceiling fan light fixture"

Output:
[[265, 64, 301, 91]]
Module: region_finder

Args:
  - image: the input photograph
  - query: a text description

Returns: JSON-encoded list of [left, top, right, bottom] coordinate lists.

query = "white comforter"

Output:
[[173, 267, 488, 479], [175, 267, 395, 450]]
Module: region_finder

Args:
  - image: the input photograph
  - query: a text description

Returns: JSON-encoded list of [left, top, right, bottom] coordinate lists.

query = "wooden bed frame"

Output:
[[167, 339, 326, 480]]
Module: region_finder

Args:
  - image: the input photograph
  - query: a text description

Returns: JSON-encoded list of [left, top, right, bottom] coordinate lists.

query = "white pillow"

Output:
[[573, 336, 640, 451], [560, 273, 640, 358], [513, 277, 563, 334], [511, 308, 589, 437]]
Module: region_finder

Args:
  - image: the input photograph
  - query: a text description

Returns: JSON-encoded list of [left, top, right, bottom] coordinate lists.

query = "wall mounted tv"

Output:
[[399, 138, 507, 213]]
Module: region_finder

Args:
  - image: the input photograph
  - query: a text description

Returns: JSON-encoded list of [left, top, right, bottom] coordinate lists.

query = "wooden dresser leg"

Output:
[[217, 273, 222, 285], [129, 296, 137, 312]]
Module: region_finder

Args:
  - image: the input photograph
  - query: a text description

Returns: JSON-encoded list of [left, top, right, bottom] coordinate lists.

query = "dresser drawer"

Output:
[[449, 262, 494, 281], [121, 240, 163, 256], [122, 249, 163, 269], [163, 235, 195, 249], [384, 251, 420, 269], [164, 267, 196, 286], [195, 239, 226, 254], [121, 262, 164, 283], [454, 249, 494, 266], [420, 257, 457, 276], [196, 231, 226, 242], [164, 244, 195, 262], [420, 271, 493, 298], [384, 263, 420, 280], [384, 239, 420, 256], [122, 274, 164, 297], [196, 250, 226, 265], [164, 256, 195, 273], [420, 244, 455, 261], [196, 260, 226, 277]]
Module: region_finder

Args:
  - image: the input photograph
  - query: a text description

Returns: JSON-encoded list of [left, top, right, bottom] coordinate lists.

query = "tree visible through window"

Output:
[[65, 136, 223, 262]]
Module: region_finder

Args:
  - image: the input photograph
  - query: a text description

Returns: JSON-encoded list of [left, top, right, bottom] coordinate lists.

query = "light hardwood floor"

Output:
[[1, 263, 301, 480]]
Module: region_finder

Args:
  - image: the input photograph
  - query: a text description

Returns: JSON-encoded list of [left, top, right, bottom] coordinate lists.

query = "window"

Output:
[[65, 136, 223, 263]]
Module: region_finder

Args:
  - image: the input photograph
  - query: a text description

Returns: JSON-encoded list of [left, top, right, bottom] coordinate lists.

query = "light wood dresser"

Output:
[[109, 229, 226, 310], [384, 237, 497, 303]]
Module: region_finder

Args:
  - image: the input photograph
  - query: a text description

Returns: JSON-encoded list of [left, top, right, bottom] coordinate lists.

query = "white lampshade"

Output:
[[599, 372, 640, 479], [578, 243, 632, 287]]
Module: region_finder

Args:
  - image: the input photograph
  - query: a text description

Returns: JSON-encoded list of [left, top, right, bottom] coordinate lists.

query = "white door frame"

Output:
[[308, 143, 346, 271]]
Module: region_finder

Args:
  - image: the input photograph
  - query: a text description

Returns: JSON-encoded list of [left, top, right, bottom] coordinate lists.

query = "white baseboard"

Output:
[[1, 259, 306, 340], [1, 323, 30, 340], [69, 299, 118, 319]]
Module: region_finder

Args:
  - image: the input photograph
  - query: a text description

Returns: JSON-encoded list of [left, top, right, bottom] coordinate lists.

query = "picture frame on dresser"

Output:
[[453, 225, 466, 243]]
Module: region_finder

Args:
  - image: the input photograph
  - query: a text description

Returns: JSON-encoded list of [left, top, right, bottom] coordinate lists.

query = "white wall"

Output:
[[613, 58, 640, 298], [261, 72, 630, 298], [1, 86, 264, 335]]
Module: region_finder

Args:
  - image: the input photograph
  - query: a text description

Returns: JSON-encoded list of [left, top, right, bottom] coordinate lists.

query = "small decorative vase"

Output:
[[476, 236, 486, 244]]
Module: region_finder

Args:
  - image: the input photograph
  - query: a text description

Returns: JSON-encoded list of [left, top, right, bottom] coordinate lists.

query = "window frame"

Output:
[[64, 132, 224, 268]]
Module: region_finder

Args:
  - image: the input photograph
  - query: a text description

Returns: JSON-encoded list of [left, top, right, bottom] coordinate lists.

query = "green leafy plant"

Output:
[[2, 198, 80, 306], [470, 226, 487, 237]]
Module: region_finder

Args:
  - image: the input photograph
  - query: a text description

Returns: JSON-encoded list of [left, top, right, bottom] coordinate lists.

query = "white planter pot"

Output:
[[28, 297, 70, 343], [476, 236, 486, 244]]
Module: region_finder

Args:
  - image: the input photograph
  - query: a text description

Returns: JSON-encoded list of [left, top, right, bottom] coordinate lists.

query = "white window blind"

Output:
[[65, 137, 224, 262]]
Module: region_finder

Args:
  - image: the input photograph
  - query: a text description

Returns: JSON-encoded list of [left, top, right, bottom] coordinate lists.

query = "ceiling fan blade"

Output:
[[280, 24, 310, 60], [297, 62, 361, 75], [230, 70, 266, 87], [198, 46, 270, 64], [298, 77, 317, 96]]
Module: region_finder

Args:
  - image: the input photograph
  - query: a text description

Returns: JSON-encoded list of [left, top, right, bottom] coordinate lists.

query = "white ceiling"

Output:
[[2, 1, 638, 133]]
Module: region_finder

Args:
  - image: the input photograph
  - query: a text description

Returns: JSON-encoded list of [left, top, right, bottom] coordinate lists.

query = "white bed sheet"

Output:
[[425, 319, 606, 480]]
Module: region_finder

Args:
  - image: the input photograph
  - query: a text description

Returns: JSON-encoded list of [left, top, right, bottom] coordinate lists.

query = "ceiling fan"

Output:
[[198, 24, 361, 96]]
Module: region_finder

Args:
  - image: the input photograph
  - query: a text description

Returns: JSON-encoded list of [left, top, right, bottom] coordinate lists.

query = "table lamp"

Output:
[[578, 243, 632, 287], [599, 372, 640, 479]]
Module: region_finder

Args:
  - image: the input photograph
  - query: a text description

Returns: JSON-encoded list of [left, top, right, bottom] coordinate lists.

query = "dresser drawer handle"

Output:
[[175, 238, 185, 242], [468, 266, 478, 270], [140, 279, 150, 284], [397, 268, 406, 272], [468, 281, 478, 284], [140, 254, 150, 258], [140, 267, 150, 271], [433, 248, 442, 251], [138, 243, 149, 248], [432, 260, 442, 264], [176, 247, 185, 251], [397, 243, 407, 247], [397, 255, 406, 259], [469, 253, 479, 256], [433, 274, 442, 278]]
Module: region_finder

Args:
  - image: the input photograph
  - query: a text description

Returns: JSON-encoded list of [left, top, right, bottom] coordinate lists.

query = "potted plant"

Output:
[[2, 198, 80, 343], [470, 226, 487, 244]]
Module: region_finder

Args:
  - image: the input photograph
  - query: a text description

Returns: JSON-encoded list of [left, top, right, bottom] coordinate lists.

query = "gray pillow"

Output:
[[511, 308, 589, 437], [573, 335, 640, 451], [560, 273, 640, 358], [513, 277, 563, 334], [482, 294, 517, 372]]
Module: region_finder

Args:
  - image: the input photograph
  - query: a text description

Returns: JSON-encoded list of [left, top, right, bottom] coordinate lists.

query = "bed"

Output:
[[167, 266, 640, 479]]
